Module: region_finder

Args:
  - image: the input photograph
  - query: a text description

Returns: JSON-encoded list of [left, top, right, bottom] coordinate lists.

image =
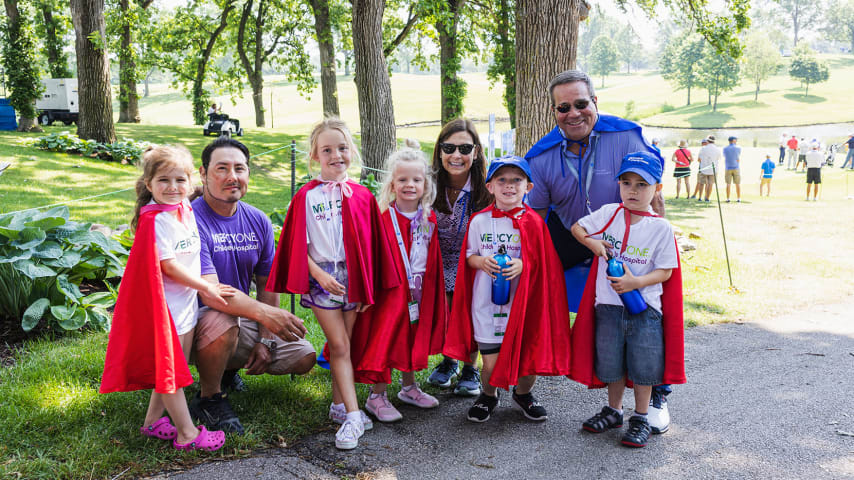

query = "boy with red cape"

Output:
[[443, 156, 571, 423], [568, 151, 685, 449]]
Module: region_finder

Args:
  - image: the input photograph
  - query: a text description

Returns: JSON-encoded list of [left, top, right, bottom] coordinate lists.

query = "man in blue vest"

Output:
[[524, 69, 672, 434]]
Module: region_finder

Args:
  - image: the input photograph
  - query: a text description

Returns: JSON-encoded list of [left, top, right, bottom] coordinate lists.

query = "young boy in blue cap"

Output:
[[569, 151, 685, 448], [443, 155, 571, 424]]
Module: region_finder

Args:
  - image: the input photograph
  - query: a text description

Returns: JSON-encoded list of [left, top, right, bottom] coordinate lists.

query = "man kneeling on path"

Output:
[[191, 137, 316, 434]]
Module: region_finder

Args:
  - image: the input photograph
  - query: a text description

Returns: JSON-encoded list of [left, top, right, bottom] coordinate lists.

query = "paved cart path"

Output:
[[150, 300, 854, 479]]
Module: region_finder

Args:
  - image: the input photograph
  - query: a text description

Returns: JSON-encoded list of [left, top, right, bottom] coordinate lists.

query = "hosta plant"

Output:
[[0, 206, 127, 332]]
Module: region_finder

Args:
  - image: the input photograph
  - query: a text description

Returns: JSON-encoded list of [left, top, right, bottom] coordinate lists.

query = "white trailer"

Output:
[[35, 78, 79, 126]]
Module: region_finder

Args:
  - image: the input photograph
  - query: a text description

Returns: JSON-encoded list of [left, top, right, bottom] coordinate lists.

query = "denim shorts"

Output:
[[300, 261, 359, 311], [594, 303, 664, 385]]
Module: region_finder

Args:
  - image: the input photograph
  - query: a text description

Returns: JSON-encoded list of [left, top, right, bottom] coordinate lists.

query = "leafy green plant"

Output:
[[0, 206, 128, 332], [360, 173, 382, 197], [27, 132, 150, 164]]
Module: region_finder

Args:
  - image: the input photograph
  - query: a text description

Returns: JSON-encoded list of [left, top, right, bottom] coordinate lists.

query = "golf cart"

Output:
[[203, 113, 244, 137]]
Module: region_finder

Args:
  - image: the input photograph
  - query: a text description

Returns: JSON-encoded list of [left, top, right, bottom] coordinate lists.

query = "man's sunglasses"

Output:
[[553, 99, 593, 113], [439, 143, 475, 155]]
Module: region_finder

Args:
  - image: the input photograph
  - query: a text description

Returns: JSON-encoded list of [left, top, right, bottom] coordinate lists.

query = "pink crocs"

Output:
[[140, 417, 177, 440], [172, 425, 226, 452], [397, 384, 439, 408]]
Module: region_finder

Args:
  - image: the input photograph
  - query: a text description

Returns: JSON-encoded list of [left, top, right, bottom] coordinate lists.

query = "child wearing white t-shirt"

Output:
[[571, 151, 679, 449], [445, 156, 572, 425]]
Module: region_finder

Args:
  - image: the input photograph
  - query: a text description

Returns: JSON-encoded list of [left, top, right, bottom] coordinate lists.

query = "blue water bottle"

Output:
[[606, 255, 648, 314], [492, 245, 511, 305]]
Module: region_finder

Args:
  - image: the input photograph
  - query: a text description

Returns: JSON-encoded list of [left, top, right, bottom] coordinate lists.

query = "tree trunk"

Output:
[[191, 1, 235, 125], [495, 0, 515, 128], [515, 0, 578, 155], [805, 82, 809, 96], [755, 82, 759, 101], [41, 5, 70, 78], [70, 0, 115, 143], [117, 0, 140, 123], [237, 0, 266, 127], [792, 5, 800, 47], [352, 0, 396, 177], [310, 0, 340, 117], [687, 85, 691, 105], [437, 0, 465, 125], [250, 74, 265, 127]]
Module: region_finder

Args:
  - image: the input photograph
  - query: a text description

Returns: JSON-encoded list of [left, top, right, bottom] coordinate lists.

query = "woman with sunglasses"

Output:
[[426, 118, 493, 396]]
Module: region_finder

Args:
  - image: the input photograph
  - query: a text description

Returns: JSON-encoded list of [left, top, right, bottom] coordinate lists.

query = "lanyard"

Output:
[[446, 187, 471, 235], [319, 180, 345, 262], [585, 203, 659, 256], [560, 135, 598, 216], [389, 205, 427, 291]]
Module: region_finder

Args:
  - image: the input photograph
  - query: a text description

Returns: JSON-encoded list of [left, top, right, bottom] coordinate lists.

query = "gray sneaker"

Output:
[[454, 365, 481, 396], [427, 357, 459, 388]]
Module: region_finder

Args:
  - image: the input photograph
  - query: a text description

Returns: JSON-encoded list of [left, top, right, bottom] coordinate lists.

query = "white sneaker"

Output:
[[648, 391, 670, 434], [328, 404, 373, 430], [334, 419, 364, 450]]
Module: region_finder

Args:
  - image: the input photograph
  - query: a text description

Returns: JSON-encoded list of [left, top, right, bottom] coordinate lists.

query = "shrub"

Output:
[[0, 206, 128, 332], [27, 132, 150, 165], [660, 103, 676, 113]]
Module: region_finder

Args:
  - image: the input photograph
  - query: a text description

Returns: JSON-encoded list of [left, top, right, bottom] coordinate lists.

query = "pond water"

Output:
[[641, 122, 854, 148]]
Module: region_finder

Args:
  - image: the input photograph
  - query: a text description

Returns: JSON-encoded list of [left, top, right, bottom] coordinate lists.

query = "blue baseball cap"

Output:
[[616, 151, 663, 184], [486, 155, 533, 182]]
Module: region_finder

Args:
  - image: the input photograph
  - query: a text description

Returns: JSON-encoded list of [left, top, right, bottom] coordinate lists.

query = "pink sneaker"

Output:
[[364, 391, 403, 422], [397, 384, 439, 408]]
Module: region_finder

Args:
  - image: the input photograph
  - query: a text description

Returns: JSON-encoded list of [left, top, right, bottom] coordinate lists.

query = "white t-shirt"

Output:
[[465, 210, 523, 344], [153, 199, 201, 335], [697, 144, 721, 175], [578, 203, 678, 313], [305, 183, 346, 264], [805, 150, 824, 169]]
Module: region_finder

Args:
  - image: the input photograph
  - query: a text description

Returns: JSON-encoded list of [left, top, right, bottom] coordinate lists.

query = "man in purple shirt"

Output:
[[189, 137, 315, 435], [524, 69, 670, 434]]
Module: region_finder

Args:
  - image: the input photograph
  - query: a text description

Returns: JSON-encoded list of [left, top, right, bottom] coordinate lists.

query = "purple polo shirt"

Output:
[[192, 197, 275, 295], [527, 128, 651, 229]]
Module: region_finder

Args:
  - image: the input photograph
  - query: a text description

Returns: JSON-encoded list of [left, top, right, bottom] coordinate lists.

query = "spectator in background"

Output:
[[722, 136, 742, 203], [689, 138, 707, 199], [778, 133, 787, 166], [805, 143, 824, 201], [840, 133, 854, 170], [786, 135, 799, 170], [760, 154, 775, 197], [696, 135, 720, 202], [671, 140, 692, 199], [797, 137, 808, 172]]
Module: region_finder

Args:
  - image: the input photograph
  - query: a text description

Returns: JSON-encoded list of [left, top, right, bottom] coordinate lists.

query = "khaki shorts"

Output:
[[193, 306, 316, 375], [724, 169, 741, 185], [697, 173, 715, 185], [760, 177, 772, 186]]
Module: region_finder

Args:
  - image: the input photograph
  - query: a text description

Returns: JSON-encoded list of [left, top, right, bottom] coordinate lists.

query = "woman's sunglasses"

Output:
[[553, 99, 593, 113], [439, 143, 475, 155]]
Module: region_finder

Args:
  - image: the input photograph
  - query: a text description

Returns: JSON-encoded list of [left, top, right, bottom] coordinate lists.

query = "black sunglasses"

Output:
[[439, 142, 475, 155], [553, 99, 594, 113]]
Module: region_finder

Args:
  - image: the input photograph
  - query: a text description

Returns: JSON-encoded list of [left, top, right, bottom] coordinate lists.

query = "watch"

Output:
[[259, 337, 277, 353]]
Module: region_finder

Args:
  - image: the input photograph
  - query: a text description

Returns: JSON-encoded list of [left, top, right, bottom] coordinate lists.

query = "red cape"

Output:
[[266, 180, 401, 384], [443, 205, 572, 390], [354, 209, 447, 381], [100, 205, 194, 394], [266, 179, 398, 304], [569, 247, 686, 388]]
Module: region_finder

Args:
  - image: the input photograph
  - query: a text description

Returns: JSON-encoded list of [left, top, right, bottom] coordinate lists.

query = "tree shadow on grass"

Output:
[[686, 110, 734, 128], [783, 93, 826, 103], [732, 89, 778, 98], [684, 300, 727, 326]]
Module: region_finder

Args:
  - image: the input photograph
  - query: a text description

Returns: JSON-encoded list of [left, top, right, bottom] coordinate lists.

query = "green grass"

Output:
[[641, 54, 854, 127], [0, 296, 441, 479]]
